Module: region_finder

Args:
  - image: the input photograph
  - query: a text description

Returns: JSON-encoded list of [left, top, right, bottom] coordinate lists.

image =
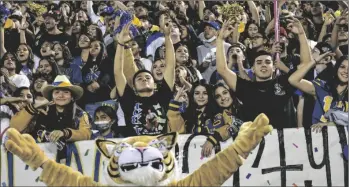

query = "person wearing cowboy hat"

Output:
[[10, 75, 91, 147]]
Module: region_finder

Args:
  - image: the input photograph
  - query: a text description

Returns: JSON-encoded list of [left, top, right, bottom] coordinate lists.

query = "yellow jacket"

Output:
[[10, 103, 91, 142], [167, 100, 233, 146]]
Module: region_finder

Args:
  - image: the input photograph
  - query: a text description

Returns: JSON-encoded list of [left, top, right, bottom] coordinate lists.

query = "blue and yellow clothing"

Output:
[[10, 103, 91, 142], [167, 100, 238, 146], [59, 64, 83, 85], [312, 78, 348, 124]]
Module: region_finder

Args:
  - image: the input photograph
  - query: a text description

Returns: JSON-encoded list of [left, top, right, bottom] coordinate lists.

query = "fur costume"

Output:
[[4, 113, 272, 186]]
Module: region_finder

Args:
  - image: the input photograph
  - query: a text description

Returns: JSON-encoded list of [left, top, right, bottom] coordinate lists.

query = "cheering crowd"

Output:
[[0, 0, 348, 159]]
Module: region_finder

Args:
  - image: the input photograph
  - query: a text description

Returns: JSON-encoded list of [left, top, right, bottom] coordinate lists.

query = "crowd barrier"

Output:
[[1, 127, 348, 186]]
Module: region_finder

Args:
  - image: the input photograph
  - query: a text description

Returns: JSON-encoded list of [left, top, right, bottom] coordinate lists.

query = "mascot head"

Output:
[[96, 132, 178, 186]]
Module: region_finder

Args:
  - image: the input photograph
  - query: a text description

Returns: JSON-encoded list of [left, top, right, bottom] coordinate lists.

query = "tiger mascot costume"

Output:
[[4, 113, 272, 186]]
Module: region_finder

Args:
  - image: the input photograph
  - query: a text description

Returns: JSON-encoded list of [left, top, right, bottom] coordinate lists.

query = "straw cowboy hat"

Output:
[[42, 75, 84, 100]]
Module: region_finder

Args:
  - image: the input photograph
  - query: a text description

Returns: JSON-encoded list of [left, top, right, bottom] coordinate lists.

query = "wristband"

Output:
[[117, 41, 129, 48]]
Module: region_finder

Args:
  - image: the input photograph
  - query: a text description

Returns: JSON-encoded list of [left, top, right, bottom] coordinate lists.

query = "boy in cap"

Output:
[[197, 21, 231, 81]]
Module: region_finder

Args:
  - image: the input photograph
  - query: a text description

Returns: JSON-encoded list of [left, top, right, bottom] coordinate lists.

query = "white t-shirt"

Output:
[[9, 74, 30, 88]]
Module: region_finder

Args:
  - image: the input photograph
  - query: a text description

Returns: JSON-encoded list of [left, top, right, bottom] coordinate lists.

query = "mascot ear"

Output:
[[96, 139, 117, 159], [149, 132, 178, 154]]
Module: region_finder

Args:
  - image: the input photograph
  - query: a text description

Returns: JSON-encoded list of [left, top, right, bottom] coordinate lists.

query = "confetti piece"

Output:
[[293, 143, 298, 148], [2, 182, 6, 187], [314, 147, 318, 152], [246, 173, 251, 179], [25, 165, 29, 170], [267, 180, 270, 185], [84, 149, 90, 156], [293, 183, 298, 187], [35, 176, 40, 182]]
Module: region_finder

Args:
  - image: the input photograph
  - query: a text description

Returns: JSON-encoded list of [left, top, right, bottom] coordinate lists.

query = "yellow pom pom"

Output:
[[132, 16, 142, 27], [238, 22, 245, 33], [334, 10, 341, 18], [4, 19, 13, 29]]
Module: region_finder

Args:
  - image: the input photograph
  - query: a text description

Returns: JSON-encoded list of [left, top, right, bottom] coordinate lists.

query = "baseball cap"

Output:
[[314, 42, 333, 55], [230, 42, 246, 52], [203, 21, 221, 30]]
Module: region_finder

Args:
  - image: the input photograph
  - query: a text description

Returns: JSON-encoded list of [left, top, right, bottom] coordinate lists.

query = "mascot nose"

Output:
[[137, 147, 147, 153]]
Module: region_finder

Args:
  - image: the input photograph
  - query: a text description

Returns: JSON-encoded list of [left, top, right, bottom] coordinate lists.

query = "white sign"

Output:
[[1, 127, 348, 186]]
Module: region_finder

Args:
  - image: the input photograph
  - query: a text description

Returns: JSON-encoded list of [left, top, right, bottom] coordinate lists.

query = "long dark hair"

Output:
[[242, 20, 261, 39], [326, 55, 348, 103], [86, 40, 107, 64], [37, 58, 60, 83], [213, 83, 241, 116], [0, 52, 21, 74], [53, 42, 73, 68], [174, 42, 201, 83], [183, 79, 218, 132], [16, 43, 35, 70]]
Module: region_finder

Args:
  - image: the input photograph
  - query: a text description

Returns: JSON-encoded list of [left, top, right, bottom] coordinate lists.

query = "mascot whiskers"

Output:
[[4, 113, 272, 186]]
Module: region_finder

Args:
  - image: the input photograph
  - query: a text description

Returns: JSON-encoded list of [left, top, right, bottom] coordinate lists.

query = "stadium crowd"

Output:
[[0, 0, 348, 160]]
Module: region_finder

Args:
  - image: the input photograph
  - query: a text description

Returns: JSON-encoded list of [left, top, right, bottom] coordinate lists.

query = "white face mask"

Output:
[[203, 36, 217, 43], [94, 120, 113, 132]]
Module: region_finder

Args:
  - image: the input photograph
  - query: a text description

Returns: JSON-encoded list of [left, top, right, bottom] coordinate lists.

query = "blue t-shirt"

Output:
[[312, 78, 348, 124], [60, 64, 83, 85]]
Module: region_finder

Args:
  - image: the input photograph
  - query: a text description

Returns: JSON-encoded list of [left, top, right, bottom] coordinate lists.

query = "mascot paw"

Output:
[[233, 113, 273, 158], [5, 128, 48, 170]]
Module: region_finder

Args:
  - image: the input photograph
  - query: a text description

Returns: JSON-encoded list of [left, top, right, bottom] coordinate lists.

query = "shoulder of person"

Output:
[[312, 78, 327, 88]]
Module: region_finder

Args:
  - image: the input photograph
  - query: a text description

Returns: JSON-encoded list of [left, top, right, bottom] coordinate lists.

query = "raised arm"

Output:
[[216, 20, 238, 91], [174, 114, 273, 187], [123, 48, 139, 87], [114, 23, 132, 97], [330, 12, 348, 49], [318, 13, 334, 42], [247, 1, 260, 26], [198, 1, 206, 20], [162, 21, 176, 90], [0, 27, 6, 58], [287, 18, 316, 96]]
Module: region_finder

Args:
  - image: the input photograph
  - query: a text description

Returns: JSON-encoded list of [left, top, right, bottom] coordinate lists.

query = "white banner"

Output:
[[1, 127, 348, 186]]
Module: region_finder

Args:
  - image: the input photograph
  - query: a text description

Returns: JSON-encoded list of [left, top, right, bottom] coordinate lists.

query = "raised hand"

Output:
[[314, 51, 335, 63], [232, 113, 273, 158], [286, 17, 305, 35], [33, 98, 53, 109], [163, 22, 173, 36], [5, 128, 49, 170], [324, 11, 335, 26], [174, 86, 188, 103], [116, 22, 132, 45], [218, 20, 234, 40]]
